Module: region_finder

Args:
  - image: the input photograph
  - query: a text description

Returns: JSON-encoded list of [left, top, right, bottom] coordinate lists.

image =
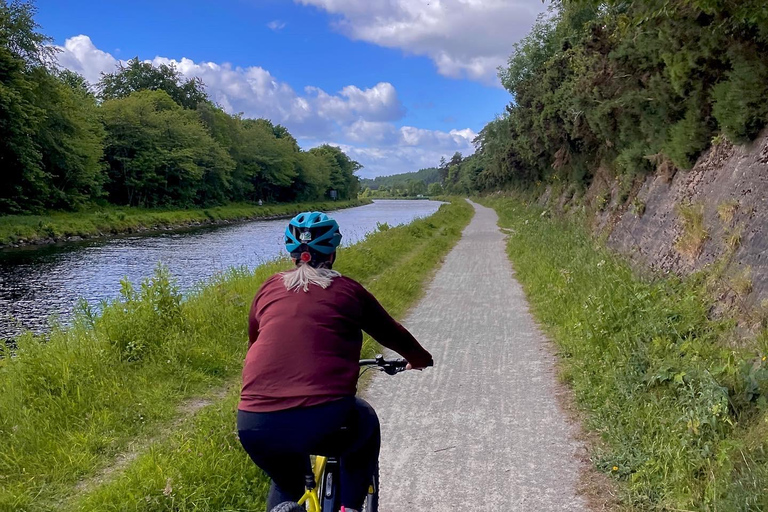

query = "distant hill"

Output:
[[360, 167, 441, 190]]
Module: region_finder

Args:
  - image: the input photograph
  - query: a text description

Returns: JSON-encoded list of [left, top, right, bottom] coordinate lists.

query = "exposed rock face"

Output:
[[597, 130, 768, 307]]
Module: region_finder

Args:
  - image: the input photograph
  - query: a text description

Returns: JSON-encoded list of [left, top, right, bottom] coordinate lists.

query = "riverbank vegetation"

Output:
[[0, 199, 473, 511], [0, 198, 369, 247], [359, 167, 442, 198], [432, 1, 768, 195], [1, 1, 360, 216], [483, 196, 768, 510]]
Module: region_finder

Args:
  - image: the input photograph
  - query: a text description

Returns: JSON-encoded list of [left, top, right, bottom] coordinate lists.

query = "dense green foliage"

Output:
[[484, 196, 768, 510], [359, 167, 441, 197], [0, 199, 369, 246], [0, 1, 360, 214], [99, 57, 207, 110], [0, 200, 473, 511], [442, 0, 768, 194]]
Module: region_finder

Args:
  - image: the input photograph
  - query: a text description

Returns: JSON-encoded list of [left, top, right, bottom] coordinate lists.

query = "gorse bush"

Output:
[[482, 196, 768, 510]]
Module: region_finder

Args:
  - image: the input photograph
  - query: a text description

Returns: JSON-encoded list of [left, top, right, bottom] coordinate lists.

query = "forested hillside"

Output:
[[360, 167, 440, 190], [438, 0, 768, 195], [0, 1, 360, 215]]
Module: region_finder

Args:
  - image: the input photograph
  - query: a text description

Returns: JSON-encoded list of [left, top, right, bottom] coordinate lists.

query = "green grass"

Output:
[[0, 199, 473, 512], [0, 199, 371, 247], [481, 196, 768, 511]]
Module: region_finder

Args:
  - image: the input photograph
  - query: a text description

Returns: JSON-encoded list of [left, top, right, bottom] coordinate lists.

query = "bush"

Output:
[[663, 108, 712, 169], [712, 48, 768, 143], [99, 265, 183, 361]]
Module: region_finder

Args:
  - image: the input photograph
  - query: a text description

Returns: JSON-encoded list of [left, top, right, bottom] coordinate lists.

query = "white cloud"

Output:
[[267, 20, 286, 31], [295, 0, 546, 84], [55, 35, 118, 84], [328, 124, 477, 178], [54, 35, 475, 177], [308, 136, 476, 179]]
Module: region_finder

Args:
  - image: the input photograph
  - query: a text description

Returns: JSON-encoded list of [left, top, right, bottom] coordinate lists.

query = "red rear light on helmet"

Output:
[[300, 252, 312, 263]]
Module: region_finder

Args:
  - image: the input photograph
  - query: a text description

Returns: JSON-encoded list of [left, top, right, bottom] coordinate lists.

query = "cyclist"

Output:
[[238, 211, 434, 512]]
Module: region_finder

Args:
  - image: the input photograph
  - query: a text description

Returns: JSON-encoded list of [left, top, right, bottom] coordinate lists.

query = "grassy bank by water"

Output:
[[481, 196, 768, 511], [0, 199, 371, 247], [0, 199, 473, 511]]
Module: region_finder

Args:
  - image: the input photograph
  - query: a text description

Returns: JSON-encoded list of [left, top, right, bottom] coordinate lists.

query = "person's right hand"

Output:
[[406, 359, 433, 371]]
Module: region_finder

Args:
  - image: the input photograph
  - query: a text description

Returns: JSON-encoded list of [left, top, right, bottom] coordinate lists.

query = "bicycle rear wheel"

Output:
[[269, 502, 305, 512]]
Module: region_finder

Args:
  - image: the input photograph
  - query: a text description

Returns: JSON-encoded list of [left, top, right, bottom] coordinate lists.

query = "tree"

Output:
[[34, 69, 106, 208], [427, 181, 443, 196], [101, 90, 234, 207], [406, 179, 427, 196], [0, 1, 104, 213], [99, 57, 207, 110], [309, 145, 362, 200]]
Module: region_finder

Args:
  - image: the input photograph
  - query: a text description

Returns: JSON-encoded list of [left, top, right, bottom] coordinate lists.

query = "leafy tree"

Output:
[[101, 90, 234, 207], [0, 0, 48, 212], [0, 1, 363, 214], [34, 69, 106, 208], [427, 181, 443, 196], [0, 1, 104, 213], [309, 145, 361, 200], [406, 179, 427, 196], [99, 57, 207, 110]]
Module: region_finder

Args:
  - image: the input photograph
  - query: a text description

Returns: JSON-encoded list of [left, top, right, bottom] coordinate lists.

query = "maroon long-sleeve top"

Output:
[[239, 273, 433, 412]]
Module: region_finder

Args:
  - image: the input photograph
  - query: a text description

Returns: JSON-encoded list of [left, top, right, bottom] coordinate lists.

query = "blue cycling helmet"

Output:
[[285, 211, 342, 262]]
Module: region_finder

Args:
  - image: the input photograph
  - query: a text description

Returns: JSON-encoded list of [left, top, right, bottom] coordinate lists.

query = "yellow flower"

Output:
[[763, 356, 766, 362], [612, 466, 619, 471]]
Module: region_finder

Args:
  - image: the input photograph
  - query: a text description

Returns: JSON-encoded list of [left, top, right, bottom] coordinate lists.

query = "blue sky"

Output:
[[37, 0, 546, 178]]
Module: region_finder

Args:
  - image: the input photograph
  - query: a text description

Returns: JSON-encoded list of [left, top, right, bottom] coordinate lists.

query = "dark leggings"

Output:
[[238, 397, 380, 511]]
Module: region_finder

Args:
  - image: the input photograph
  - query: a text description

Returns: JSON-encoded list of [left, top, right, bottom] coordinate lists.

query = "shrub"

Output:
[[98, 265, 183, 361]]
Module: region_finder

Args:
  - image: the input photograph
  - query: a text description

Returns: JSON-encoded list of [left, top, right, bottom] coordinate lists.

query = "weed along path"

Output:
[[364, 200, 588, 511]]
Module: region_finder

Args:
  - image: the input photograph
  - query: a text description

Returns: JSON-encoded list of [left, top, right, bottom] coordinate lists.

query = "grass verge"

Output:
[[0, 199, 371, 248], [0, 199, 473, 511], [480, 196, 768, 511]]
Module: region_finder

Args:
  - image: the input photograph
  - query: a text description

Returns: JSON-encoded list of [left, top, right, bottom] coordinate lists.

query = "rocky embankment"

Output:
[[585, 129, 768, 316]]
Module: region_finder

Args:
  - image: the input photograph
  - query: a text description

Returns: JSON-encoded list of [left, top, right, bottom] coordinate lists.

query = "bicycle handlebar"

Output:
[[358, 354, 433, 375]]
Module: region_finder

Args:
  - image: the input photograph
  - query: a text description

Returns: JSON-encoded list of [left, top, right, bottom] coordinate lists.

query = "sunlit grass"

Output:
[[0, 199, 473, 511]]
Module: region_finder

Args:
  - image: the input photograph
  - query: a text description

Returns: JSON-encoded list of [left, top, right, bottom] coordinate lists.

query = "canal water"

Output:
[[0, 200, 443, 339]]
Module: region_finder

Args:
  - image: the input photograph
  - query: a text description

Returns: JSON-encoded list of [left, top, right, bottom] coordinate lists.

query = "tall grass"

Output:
[[0, 199, 370, 247], [481, 196, 768, 511], [0, 200, 473, 511]]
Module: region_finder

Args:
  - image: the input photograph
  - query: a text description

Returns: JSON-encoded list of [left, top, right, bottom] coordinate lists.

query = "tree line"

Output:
[[0, 0, 360, 215], [438, 0, 768, 195], [359, 167, 442, 198]]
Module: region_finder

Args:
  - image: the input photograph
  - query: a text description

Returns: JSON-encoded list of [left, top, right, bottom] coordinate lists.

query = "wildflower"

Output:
[[612, 466, 618, 471], [763, 356, 766, 362]]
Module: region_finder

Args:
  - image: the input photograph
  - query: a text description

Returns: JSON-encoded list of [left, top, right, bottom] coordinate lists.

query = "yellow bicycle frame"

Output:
[[296, 455, 327, 511]]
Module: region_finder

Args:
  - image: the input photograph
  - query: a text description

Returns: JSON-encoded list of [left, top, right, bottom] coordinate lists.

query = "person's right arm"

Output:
[[358, 284, 433, 369]]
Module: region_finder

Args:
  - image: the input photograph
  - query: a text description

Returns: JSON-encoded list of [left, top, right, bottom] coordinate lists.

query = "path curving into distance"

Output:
[[364, 200, 588, 511]]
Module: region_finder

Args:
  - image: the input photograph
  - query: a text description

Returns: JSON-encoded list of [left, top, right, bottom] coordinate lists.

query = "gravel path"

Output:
[[364, 200, 588, 511]]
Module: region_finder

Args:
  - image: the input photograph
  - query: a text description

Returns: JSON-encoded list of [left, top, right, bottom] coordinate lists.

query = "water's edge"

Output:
[[0, 199, 371, 251]]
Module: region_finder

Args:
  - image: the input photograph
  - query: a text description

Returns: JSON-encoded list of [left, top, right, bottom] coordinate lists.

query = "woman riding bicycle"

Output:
[[238, 211, 433, 512]]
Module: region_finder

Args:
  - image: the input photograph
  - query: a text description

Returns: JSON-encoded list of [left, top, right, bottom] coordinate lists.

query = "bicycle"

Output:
[[270, 355, 414, 512]]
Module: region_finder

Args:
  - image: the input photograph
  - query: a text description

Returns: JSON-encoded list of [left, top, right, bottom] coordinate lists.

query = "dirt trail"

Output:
[[364, 200, 588, 511]]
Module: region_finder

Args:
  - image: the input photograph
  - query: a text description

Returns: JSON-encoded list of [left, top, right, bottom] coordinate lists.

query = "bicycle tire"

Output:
[[269, 502, 305, 512], [362, 463, 379, 512]]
